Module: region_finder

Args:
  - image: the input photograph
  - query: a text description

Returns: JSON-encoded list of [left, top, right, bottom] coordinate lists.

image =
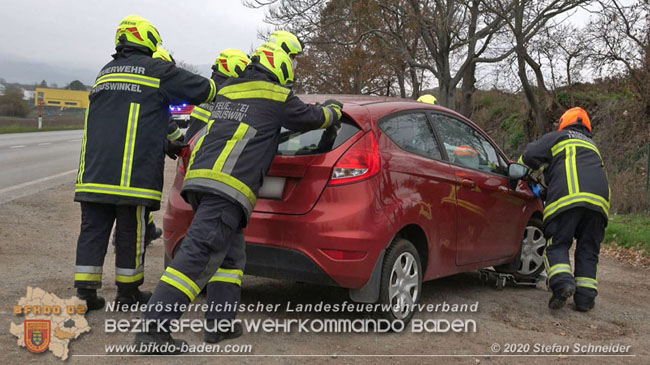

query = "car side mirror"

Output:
[[508, 163, 529, 180]]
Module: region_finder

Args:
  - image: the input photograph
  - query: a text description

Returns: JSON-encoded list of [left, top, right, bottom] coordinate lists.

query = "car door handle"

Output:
[[460, 179, 476, 189]]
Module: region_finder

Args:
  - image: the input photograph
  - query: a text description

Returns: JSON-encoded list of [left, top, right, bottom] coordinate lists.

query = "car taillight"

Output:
[[329, 131, 380, 186]]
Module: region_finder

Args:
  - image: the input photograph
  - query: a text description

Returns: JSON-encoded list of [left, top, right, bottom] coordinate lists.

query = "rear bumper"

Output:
[[244, 178, 391, 289], [164, 177, 391, 289], [244, 244, 338, 286]]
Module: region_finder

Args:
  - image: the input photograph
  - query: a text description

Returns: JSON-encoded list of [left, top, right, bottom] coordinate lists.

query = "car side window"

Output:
[[379, 113, 442, 160], [433, 114, 507, 175]]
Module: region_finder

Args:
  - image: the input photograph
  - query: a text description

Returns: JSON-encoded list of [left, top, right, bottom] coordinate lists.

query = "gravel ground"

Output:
[[0, 164, 648, 364]]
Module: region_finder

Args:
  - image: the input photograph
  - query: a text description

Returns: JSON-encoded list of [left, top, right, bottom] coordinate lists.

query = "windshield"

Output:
[[277, 118, 361, 156]]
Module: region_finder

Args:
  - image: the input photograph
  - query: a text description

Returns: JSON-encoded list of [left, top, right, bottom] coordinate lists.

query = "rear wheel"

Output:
[[378, 238, 422, 324], [495, 217, 546, 280]]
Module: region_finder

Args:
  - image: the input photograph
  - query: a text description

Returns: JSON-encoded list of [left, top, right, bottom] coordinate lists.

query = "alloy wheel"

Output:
[[388, 252, 419, 319]]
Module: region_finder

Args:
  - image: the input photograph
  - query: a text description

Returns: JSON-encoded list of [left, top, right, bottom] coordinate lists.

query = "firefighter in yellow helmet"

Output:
[[520, 107, 610, 312], [417, 94, 438, 105], [73, 15, 217, 313], [270, 30, 304, 56], [185, 49, 252, 143], [269, 30, 304, 79], [137, 42, 343, 352]]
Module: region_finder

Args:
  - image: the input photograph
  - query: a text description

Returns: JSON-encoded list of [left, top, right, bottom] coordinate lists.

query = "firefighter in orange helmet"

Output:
[[520, 107, 610, 312]]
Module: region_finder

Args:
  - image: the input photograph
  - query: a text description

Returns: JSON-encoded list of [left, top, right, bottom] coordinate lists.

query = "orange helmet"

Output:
[[558, 107, 591, 132], [454, 145, 478, 157]]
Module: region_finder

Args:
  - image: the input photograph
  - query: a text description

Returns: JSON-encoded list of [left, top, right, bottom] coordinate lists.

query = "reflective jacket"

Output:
[[521, 125, 610, 223], [182, 68, 340, 223], [75, 48, 217, 210], [184, 74, 228, 143]]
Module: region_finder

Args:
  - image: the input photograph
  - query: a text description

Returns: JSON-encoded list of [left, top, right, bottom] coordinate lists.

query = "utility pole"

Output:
[[38, 100, 43, 129]]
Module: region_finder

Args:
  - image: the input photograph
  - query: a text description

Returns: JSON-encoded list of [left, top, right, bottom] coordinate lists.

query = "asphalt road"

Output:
[[0, 130, 83, 203]]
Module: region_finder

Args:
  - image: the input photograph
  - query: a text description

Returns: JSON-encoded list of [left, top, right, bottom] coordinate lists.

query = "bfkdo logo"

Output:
[[24, 320, 51, 353]]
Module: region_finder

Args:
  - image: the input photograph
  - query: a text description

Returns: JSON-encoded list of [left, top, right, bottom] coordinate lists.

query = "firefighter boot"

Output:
[[77, 288, 105, 311], [115, 288, 152, 308], [548, 283, 576, 310], [135, 330, 187, 355], [574, 288, 596, 312], [145, 222, 163, 247], [204, 320, 243, 343]]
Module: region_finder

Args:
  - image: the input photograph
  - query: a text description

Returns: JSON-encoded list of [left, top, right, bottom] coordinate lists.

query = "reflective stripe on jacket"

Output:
[[184, 104, 212, 143], [184, 74, 228, 144], [75, 49, 217, 210], [521, 125, 610, 223], [181, 70, 339, 223]]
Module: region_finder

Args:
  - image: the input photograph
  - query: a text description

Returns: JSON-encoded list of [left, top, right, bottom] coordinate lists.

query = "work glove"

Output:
[[322, 99, 344, 129], [165, 139, 188, 160], [531, 184, 542, 199], [530, 183, 547, 201]]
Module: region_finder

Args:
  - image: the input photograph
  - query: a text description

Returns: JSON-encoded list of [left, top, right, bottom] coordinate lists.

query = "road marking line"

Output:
[[38, 142, 51, 146], [68, 139, 82, 142], [10, 145, 25, 148], [0, 169, 77, 195]]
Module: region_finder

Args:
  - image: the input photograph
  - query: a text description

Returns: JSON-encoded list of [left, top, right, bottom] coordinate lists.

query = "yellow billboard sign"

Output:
[[35, 88, 90, 109]]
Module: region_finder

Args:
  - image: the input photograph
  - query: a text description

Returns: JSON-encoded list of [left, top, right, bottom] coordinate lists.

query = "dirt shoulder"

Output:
[[0, 166, 648, 364]]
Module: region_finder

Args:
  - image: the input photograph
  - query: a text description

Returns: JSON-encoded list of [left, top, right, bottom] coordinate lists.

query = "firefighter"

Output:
[[417, 94, 438, 105], [185, 31, 303, 143], [184, 49, 251, 143], [73, 15, 217, 311], [520, 107, 610, 312], [136, 42, 343, 352]]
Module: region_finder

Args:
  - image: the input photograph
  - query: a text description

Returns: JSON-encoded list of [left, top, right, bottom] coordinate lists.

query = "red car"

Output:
[[163, 95, 545, 322]]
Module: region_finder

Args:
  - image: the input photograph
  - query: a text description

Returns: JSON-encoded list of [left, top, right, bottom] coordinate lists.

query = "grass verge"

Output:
[[605, 214, 650, 256]]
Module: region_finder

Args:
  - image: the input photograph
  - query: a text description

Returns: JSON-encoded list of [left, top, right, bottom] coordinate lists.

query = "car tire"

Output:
[[495, 217, 546, 281], [378, 238, 422, 325]]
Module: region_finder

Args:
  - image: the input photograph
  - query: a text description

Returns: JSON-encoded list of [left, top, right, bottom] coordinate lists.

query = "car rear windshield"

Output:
[[277, 118, 361, 156]]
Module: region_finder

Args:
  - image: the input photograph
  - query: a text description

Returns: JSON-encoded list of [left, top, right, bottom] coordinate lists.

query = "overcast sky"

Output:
[[0, 0, 269, 74], [0, 0, 636, 86]]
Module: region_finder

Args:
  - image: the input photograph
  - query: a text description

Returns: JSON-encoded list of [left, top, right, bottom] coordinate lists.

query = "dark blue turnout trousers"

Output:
[[144, 193, 245, 322], [544, 207, 606, 307], [75, 202, 149, 290]]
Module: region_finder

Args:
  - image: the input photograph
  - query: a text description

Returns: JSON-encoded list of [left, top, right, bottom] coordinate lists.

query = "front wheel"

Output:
[[495, 217, 546, 281], [378, 238, 422, 324]]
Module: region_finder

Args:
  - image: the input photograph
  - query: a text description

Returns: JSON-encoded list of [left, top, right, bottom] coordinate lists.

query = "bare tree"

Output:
[[587, 0, 650, 115], [246, 0, 509, 113], [484, 0, 592, 136]]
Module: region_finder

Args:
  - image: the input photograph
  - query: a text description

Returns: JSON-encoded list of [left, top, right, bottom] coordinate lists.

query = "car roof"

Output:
[[297, 94, 509, 160], [298, 94, 406, 106], [297, 93, 472, 127]]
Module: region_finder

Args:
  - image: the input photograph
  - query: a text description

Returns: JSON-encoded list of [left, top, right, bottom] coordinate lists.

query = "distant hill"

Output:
[[0, 53, 97, 86]]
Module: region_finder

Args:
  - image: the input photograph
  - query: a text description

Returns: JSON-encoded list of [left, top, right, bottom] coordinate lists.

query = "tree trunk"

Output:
[[516, 47, 546, 137], [460, 61, 476, 118], [438, 76, 456, 110], [396, 69, 406, 98], [409, 67, 421, 99]]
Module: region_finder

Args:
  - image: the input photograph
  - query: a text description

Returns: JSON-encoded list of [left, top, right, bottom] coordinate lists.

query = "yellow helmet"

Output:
[[115, 15, 162, 53], [252, 42, 294, 85], [269, 30, 304, 56], [213, 49, 251, 78], [152, 45, 174, 64], [417, 94, 438, 105]]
